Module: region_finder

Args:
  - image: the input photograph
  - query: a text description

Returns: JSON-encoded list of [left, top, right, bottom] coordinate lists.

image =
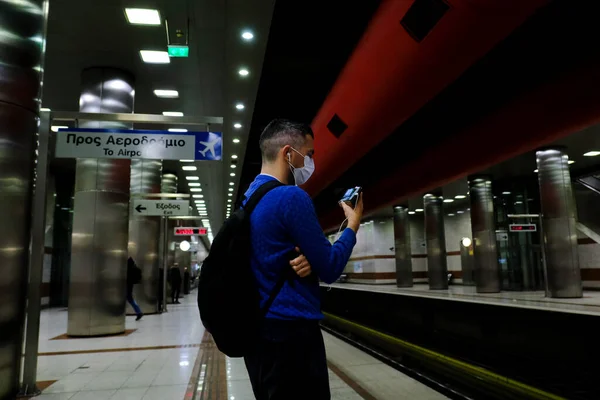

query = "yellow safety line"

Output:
[[323, 312, 565, 400]]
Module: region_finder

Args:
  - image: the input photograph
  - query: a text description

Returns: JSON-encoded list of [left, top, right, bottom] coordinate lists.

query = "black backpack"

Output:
[[129, 258, 142, 285], [197, 180, 286, 357]]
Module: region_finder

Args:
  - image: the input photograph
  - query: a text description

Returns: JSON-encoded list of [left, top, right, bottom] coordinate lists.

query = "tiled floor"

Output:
[[327, 282, 600, 316], [35, 290, 447, 399]]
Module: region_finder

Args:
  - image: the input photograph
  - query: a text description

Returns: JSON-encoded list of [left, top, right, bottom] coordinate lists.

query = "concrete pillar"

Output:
[[424, 194, 448, 289], [536, 148, 582, 298], [68, 68, 135, 336], [469, 176, 500, 293], [393, 206, 413, 287], [128, 160, 162, 314], [0, 1, 46, 397]]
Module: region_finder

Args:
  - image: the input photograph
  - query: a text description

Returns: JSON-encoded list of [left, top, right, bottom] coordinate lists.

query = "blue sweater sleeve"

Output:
[[281, 187, 357, 284]]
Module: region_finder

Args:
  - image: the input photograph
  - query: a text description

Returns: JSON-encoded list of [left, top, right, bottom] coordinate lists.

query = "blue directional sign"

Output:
[[54, 128, 223, 161]]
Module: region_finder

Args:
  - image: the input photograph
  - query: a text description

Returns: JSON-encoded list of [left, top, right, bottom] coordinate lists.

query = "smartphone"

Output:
[[339, 186, 362, 208]]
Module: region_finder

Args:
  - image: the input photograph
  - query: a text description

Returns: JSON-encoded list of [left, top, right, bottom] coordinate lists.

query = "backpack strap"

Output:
[[241, 179, 289, 318], [242, 180, 283, 214]]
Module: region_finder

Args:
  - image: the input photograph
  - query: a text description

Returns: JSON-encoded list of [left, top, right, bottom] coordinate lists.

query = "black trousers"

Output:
[[171, 282, 180, 303], [244, 319, 330, 400]]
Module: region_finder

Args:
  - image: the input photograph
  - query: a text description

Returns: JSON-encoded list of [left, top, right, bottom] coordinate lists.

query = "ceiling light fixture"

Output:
[[154, 89, 178, 98], [231, 155, 238, 159], [182, 166, 197, 171], [163, 111, 183, 117], [241, 31, 254, 41], [238, 68, 249, 77], [229, 182, 234, 186], [568, 160, 575, 164], [190, 188, 202, 192], [193, 195, 204, 198], [140, 50, 170, 64], [443, 199, 454, 203], [169, 128, 188, 132], [186, 176, 199, 181], [230, 165, 236, 169], [502, 191, 511, 195], [233, 123, 242, 129], [235, 103, 245, 110], [584, 151, 600, 157], [534, 169, 539, 173], [455, 195, 466, 199], [228, 193, 232, 197], [125, 8, 161, 25], [416, 209, 423, 212], [230, 173, 235, 177], [232, 138, 240, 144], [40, 107, 50, 112], [228, 188, 233, 192], [228, 199, 232, 203], [408, 211, 415, 215], [188, 182, 201, 187]]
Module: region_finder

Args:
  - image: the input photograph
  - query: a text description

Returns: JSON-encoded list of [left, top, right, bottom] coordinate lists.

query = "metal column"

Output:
[[424, 194, 448, 290], [0, 0, 47, 397], [160, 174, 178, 312], [393, 206, 413, 287], [469, 176, 500, 293], [128, 160, 162, 314], [536, 148, 582, 298], [68, 68, 135, 336]]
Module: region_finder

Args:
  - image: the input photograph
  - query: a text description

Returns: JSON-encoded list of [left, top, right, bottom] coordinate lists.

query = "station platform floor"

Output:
[[327, 282, 600, 316], [34, 290, 446, 400]]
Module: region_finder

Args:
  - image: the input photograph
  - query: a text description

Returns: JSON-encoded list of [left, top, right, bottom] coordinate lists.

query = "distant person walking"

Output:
[[127, 257, 143, 320], [170, 264, 182, 304]]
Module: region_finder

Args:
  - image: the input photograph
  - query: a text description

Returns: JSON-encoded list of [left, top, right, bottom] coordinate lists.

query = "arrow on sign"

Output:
[[135, 205, 147, 213]]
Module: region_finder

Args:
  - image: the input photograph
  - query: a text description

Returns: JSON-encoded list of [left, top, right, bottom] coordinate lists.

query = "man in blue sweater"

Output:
[[243, 119, 363, 399]]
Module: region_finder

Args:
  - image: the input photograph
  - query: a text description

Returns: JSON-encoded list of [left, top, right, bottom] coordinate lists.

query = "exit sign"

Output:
[[174, 227, 207, 236], [168, 45, 189, 58]]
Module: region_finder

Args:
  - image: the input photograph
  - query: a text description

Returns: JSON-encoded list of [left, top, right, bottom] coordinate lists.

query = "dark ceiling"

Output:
[[238, 0, 382, 198]]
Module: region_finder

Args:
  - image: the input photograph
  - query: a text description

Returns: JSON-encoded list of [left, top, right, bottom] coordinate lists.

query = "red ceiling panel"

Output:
[[303, 0, 548, 197]]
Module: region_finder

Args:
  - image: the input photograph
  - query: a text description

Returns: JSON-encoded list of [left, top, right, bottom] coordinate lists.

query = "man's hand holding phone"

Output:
[[340, 192, 363, 233]]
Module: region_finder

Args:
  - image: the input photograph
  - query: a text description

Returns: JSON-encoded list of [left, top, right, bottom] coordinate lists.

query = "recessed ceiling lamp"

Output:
[[163, 111, 183, 117], [230, 165, 236, 169], [140, 50, 170, 64], [232, 138, 240, 144], [230, 173, 235, 177], [229, 188, 234, 192], [568, 160, 575, 164], [443, 199, 454, 203], [455, 195, 466, 199], [228, 193, 233, 197], [182, 166, 197, 171], [188, 182, 201, 187], [584, 151, 600, 156], [154, 89, 178, 98], [228, 199, 232, 203], [169, 128, 188, 132], [125, 8, 161, 25], [534, 169, 539, 173], [190, 188, 202, 192], [186, 176, 199, 181], [238, 68, 249, 77], [241, 31, 254, 40], [408, 211, 415, 215], [231, 155, 238, 159], [229, 182, 234, 186], [416, 209, 423, 212], [193, 195, 204, 198], [233, 123, 242, 129], [235, 103, 245, 110]]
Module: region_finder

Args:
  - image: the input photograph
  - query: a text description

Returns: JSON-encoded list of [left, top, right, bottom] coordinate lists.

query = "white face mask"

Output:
[[288, 147, 315, 186]]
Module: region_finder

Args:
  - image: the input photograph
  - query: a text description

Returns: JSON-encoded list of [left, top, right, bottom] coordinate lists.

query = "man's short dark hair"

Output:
[[259, 119, 314, 162]]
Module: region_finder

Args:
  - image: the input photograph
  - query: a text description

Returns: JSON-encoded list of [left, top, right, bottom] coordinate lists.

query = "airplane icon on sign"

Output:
[[198, 138, 220, 158]]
